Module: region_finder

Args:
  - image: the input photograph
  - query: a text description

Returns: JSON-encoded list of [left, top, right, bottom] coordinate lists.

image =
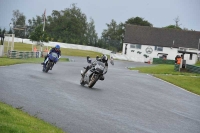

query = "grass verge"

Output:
[[196, 61, 200, 66], [0, 101, 64, 133], [0, 57, 68, 66], [130, 64, 200, 95], [154, 74, 200, 95]]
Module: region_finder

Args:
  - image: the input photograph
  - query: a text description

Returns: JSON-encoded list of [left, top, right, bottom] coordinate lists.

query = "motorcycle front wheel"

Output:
[[88, 75, 99, 88], [45, 62, 52, 73]]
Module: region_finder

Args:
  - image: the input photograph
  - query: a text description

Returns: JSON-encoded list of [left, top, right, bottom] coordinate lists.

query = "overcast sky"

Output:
[[0, 0, 200, 36]]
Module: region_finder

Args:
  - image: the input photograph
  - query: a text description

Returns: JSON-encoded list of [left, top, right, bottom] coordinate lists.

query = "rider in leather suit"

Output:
[[41, 45, 61, 69], [82, 54, 108, 80]]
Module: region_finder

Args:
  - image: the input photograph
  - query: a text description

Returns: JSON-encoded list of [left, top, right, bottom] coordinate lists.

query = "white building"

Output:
[[122, 25, 200, 65]]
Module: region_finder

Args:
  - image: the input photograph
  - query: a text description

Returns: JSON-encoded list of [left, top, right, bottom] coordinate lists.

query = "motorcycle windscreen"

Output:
[[49, 52, 58, 62], [95, 61, 105, 74]]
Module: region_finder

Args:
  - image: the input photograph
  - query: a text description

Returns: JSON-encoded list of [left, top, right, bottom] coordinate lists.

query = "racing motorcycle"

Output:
[[80, 61, 105, 88], [43, 52, 58, 73]]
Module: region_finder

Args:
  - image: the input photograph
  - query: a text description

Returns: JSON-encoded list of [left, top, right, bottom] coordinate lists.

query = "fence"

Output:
[[186, 64, 200, 74], [153, 58, 175, 64], [174, 64, 200, 74], [8, 51, 41, 59]]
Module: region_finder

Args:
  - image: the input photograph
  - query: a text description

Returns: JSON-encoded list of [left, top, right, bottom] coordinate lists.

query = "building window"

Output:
[[130, 44, 141, 49], [155, 46, 163, 51]]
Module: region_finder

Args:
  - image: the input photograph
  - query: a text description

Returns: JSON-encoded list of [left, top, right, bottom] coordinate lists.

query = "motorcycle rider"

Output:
[[82, 54, 108, 80], [87, 55, 91, 64], [41, 45, 61, 69], [110, 56, 114, 65], [96, 55, 100, 60]]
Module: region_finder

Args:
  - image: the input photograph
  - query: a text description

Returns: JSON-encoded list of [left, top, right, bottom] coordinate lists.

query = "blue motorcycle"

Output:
[[43, 52, 58, 73]]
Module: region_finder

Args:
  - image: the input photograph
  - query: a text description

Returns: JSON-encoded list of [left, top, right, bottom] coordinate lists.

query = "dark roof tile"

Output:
[[124, 24, 200, 49]]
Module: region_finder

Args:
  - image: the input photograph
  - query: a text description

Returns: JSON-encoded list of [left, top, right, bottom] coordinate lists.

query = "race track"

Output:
[[0, 57, 200, 133]]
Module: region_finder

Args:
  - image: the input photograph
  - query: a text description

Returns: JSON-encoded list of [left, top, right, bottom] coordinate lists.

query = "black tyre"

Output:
[[88, 75, 98, 88], [45, 62, 51, 73]]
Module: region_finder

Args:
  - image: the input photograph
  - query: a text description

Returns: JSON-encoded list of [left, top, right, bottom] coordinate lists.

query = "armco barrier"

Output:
[[174, 64, 200, 74], [9, 51, 40, 59], [153, 58, 175, 64], [174, 64, 180, 71], [186, 64, 200, 74]]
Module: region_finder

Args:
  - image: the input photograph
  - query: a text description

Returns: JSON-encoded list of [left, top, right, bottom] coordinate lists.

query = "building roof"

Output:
[[124, 24, 200, 49]]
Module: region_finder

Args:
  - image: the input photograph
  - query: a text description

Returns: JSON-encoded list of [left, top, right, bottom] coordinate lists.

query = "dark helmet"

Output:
[[101, 55, 108, 63]]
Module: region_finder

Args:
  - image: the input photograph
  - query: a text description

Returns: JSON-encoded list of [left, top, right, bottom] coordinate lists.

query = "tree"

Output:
[[26, 15, 44, 38], [0, 28, 6, 34], [125, 17, 153, 27], [11, 10, 26, 37], [101, 19, 124, 51], [163, 25, 182, 30], [44, 3, 88, 44], [174, 16, 181, 28], [2, 28, 6, 34], [29, 24, 49, 43], [8, 28, 13, 34], [86, 18, 98, 46], [163, 16, 182, 30]]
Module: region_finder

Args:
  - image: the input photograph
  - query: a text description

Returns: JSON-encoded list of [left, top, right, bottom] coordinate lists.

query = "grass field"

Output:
[[130, 64, 200, 95], [154, 74, 200, 95], [0, 57, 68, 66], [196, 61, 200, 66], [0, 101, 64, 133]]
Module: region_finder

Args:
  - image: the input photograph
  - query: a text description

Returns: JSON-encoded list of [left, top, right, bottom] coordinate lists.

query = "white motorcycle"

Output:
[[80, 61, 105, 88]]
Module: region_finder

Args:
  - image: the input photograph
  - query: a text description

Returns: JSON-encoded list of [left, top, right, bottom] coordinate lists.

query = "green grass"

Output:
[[0, 101, 64, 133], [4, 42, 33, 51], [154, 75, 200, 95], [0, 57, 68, 66], [196, 61, 200, 66], [130, 64, 200, 95], [60, 48, 103, 58], [130, 64, 200, 76]]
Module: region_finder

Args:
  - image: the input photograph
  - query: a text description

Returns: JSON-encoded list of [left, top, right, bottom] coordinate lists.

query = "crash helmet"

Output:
[[87, 55, 90, 59], [101, 55, 108, 63], [96, 55, 99, 60], [55, 45, 60, 51]]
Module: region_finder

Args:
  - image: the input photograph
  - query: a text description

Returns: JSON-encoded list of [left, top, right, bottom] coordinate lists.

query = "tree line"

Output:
[[0, 4, 192, 52]]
